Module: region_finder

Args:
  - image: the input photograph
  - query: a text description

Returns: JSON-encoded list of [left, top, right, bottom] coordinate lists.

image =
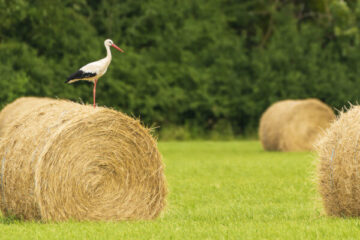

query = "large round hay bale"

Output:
[[0, 97, 167, 221], [0, 97, 54, 136], [316, 105, 360, 217], [259, 99, 335, 151]]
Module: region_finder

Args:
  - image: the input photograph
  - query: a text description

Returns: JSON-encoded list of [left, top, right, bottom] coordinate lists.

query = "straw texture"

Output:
[[0, 97, 167, 221], [259, 99, 335, 151], [0, 97, 54, 136], [316, 105, 360, 217]]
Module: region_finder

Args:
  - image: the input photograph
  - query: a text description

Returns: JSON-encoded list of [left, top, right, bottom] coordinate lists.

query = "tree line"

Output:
[[0, 0, 359, 138]]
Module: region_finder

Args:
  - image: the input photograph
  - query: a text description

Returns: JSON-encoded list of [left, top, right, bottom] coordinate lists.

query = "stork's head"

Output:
[[104, 39, 124, 52]]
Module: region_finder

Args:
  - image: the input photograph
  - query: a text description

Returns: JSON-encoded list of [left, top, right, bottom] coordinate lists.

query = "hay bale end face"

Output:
[[0, 97, 167, 221], [316, 105, 360, 217], [259, 99, 335, 151]]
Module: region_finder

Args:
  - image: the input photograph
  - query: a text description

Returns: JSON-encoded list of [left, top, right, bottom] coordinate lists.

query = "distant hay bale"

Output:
[[259, 99, 335, 151], [0, 97, 167, 221], [316, 105, 360, 217]]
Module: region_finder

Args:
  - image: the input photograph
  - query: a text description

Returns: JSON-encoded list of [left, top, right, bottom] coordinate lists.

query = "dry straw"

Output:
[[259, 99, 335, 151], [316, 105, 360, 217], [0, 97, 54, 136], [0, 97, 167, 221]]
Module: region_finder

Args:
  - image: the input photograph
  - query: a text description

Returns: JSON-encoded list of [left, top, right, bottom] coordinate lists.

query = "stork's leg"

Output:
[[93, 79, 98, 108]]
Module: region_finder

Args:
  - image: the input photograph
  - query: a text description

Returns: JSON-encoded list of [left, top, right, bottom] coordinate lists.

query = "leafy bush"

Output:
[[1, 0, 360, 138]]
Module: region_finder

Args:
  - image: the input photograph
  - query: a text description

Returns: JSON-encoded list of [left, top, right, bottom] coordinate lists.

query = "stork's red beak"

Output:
[[111, 44, 124, 52]]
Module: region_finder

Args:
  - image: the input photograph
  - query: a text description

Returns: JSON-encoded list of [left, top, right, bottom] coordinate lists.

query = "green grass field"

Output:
[[1, 141, 360, 239]]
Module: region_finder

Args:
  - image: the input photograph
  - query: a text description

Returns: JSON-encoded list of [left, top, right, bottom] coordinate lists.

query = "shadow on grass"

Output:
[[0, 214, 22, 225]]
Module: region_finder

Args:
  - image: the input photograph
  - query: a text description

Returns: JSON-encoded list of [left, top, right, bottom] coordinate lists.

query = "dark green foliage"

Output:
[[1, 0, 360, 138]]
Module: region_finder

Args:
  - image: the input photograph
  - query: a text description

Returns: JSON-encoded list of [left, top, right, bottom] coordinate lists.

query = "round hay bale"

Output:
[[0, 97, 54, 136], [0, 98, 167, 221], [316, 105, 360, 217], [259, 99, 335, 151]]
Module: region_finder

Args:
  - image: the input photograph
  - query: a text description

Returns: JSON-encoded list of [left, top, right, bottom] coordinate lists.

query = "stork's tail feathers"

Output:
[[66, 70, 96, 84]]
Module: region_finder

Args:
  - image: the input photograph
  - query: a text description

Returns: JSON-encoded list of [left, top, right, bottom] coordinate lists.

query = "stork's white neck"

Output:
[[105, 45, 112, 62]]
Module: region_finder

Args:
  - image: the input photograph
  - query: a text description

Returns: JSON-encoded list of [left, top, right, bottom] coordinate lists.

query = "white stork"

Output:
[[66, 39, 124, 108]]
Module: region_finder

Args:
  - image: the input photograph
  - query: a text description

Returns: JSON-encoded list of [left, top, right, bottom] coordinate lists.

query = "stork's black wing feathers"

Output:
[[65, 70, 96, 83]]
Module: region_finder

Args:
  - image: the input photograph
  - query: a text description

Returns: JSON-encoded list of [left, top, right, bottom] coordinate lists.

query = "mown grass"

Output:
[[1, 141, 360, 239]]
